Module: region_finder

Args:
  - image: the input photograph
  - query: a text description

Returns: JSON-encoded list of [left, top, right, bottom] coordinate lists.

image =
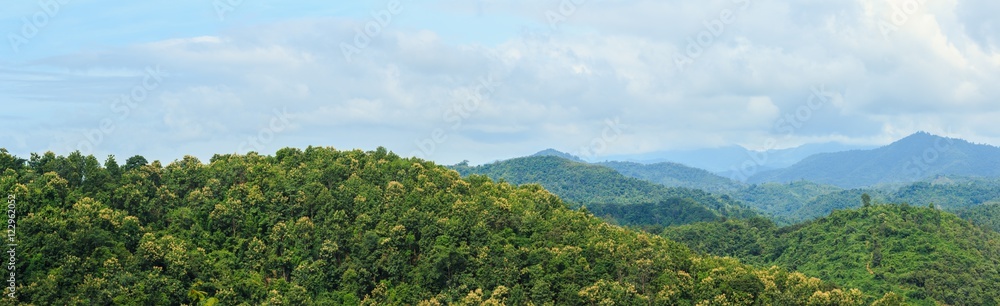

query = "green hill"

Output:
[[451, 155, 758, 227], [736, 181, 845, 224], [956, 202, 1000, 232], [583, 159, 846, 224], [759, 177, 1000, 225], [597, 160, 745, 194], [531, 148, 585, 162], [664, 204, 1000, 305], [0, 148, 892, 305]]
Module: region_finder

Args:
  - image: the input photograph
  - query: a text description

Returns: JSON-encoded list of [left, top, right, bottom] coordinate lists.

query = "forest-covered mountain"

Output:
[[450, 155, 757, 227], [470, 148, 1000, 228], [0, 148, 900, 305], [956, 202, 1000, 232], [531, 149, 585, 162], [663, 204, 1000, 305], [594, 161, 844, 225], [748, 132, 1000, 188], [597, 160, 744, 194], [735, 181, 845, 224], [748, 177, 1000, 223]]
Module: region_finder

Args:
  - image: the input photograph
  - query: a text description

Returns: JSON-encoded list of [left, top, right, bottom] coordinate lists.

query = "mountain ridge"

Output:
[[748, 132, 1000, 188], [450, 155, 759, 226]]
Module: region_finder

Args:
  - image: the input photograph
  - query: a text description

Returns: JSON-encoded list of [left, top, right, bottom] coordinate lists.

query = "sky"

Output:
[[1, 0, 999, 165]]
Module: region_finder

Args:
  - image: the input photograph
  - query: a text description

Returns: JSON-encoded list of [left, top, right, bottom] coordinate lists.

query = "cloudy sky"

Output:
[[2, 0, 998, 165]]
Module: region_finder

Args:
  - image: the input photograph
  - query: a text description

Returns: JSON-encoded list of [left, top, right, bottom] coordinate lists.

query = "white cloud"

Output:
[[2, 0, 999, 164]]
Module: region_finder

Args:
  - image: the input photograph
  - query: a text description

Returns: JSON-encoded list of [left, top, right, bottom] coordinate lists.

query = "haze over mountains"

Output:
[[748, 132, 1000, 188], [526, 132, 1000, 189], [460, 132, 1000, 225], [600, 142, 874, 174], [445, 132, 1000, 304]]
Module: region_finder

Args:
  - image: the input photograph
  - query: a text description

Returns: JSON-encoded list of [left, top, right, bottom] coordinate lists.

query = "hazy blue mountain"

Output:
[[601, 145, 749, 173], [601, 142, 874, 177], [531, 148, 585, 162], [748, 132, 1000, 188], [597, 160, 745, 194]]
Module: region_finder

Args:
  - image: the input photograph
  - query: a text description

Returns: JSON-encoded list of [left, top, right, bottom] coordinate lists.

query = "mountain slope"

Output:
[[765, 177, 1000, 223], [588, 159, 844, 224], [1, 148, 886, 305], [737, 181, 845, 224], [531, 148, 585, 162], [597, 160, 745, 193], [663, 204, 1000, 305], [956, 202, 1000, 232], [451, 155, 757, 226], [749, 132, 1000, 188]]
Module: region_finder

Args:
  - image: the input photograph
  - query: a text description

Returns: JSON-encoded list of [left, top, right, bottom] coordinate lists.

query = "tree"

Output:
[[125, 155, 149, 171], [0, 148, 25, 171], [105, 155, 122, 179]]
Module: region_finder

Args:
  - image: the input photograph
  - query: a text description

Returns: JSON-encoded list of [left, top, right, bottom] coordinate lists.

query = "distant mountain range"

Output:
[[455, 146, 1000, 304], [449, 155, 757, 226], [597, 160, 744, 194], [748, 132, 1000, 188], [522, 132, 1000, 190], [599, 142, 874, 174]]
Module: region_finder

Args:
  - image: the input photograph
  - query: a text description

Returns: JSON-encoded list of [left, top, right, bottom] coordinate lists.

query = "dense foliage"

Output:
[[890, 177, 1000, 209], [452, 156, 758, 226], [664, 203, 1000, 305], [0, 148, 892, 305], [955, 202, 1000, 232], [745, 177, 1000, 226], [735, 181, 844, 224]]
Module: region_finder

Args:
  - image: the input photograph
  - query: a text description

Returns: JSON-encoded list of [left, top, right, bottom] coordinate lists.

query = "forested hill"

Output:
[[748, 132, 1000, 188], [748, 177, 1000, 224], [451, 155, 758, 227], [597, 160, 745, 194], [0, 148, 898, 305], [531, 148, 585, 162], [663, 204, 1000, 305]]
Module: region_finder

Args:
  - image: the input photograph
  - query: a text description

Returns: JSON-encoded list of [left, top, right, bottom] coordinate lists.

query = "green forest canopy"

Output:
[[0, 148, 903, 305], [663, 203, 1000, 305]]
